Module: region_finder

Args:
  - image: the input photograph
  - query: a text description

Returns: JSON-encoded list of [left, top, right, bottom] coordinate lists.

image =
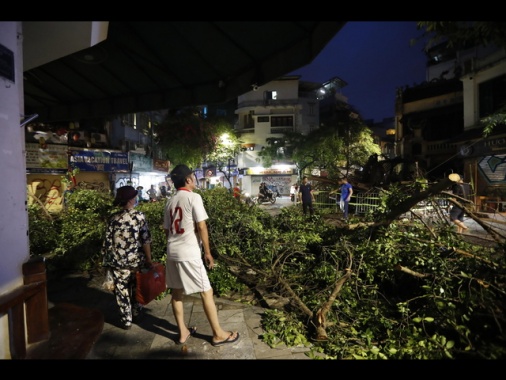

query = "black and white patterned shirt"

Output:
[[102, 208, 152, 269]]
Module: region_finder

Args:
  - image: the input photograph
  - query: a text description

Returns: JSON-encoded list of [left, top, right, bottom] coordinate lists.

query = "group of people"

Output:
[[297, 176, 353, 220], [102, 164, 240, 347], [101, 169, 471, 347], [135, 184, 172, 203]]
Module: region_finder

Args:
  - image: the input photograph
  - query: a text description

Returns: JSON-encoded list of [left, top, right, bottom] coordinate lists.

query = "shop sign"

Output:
[[129, 152, 152, 172], [462, 136, 506, 157], [247, 168, 294, 175], [478, 154, 506, 184], [153, 159, 169, 172], [26, 143, 68, 173], [69, 150, 129, 172]]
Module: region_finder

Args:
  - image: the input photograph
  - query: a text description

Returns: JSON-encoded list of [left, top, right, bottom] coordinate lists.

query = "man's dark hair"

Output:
[[170, 164, 193, 188]]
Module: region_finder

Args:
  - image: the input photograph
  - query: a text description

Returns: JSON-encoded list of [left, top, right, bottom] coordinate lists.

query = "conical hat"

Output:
[[448, 173, 461, 182]]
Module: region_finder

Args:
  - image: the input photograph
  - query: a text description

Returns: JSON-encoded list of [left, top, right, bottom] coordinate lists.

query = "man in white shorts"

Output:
[[163, 164, 240, 346]]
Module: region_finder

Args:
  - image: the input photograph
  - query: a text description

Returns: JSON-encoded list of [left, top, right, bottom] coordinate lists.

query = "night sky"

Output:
[[289, 21, 430, 123]]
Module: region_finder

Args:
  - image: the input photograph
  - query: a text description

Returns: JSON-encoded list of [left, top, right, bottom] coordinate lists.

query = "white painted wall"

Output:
[[0, 21, 108, 359], [461, 48, 506, 129], [0, 21, 30, 359]]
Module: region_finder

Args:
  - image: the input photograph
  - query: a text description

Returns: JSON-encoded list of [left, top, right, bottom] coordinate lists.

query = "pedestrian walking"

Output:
[[102, 185, 153, 330], [163, 164, 240, 346], [339, 176, 353, 220], [449, 173, 469, 233]]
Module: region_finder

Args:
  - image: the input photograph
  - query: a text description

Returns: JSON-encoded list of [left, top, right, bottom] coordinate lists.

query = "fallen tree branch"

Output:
[[394, 264, 429, 278]]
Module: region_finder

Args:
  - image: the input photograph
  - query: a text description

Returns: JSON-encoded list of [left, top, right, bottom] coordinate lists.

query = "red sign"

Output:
[[153, 159, 169, 172]]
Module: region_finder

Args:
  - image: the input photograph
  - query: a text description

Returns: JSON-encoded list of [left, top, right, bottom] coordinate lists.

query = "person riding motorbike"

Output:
[[258, 182, 273, 202]]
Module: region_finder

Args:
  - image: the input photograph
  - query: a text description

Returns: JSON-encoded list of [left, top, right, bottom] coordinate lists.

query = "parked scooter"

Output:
[[241, 192, 256, 206], [290, 184, 299, 202]]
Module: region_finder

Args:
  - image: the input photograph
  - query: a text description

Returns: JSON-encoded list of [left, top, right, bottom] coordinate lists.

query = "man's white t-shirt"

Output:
[[163, 189, 208, 261]]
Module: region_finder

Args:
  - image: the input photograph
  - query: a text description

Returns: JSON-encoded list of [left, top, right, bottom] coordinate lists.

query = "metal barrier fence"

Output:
[[353, 192, 381, 215], [313, 190, 452, 218], [313, 190, 339, 212]]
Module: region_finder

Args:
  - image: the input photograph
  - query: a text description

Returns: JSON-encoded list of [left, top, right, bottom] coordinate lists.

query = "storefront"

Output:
[[245, 167, 297, 197], [26, 144, 128, 212], [460, 134, 506, 212]]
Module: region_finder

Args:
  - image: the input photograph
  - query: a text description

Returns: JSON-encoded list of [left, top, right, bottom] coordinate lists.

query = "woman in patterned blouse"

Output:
[[102, 185, 153, 330]]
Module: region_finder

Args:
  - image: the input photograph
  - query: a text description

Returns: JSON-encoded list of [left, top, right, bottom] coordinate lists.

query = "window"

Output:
[[265, 90, 277, 100], [479, 75, 506, 118], [243, 112, 254, 129], [258, 116, 270, 123], [271, 116, 293, 127], [308, 102, 316, 116]]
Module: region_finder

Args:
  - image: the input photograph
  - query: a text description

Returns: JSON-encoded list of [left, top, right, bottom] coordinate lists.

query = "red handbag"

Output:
[[135, 262, 166, 305]]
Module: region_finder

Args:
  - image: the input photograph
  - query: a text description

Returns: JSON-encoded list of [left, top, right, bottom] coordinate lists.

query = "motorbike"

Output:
[[254, 191, 277, 205], [241, 192, 256, 207], [290, 184, 299, 202]]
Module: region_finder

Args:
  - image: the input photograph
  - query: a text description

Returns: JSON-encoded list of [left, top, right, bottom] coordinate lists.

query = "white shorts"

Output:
[[165, 258, 211, 295]]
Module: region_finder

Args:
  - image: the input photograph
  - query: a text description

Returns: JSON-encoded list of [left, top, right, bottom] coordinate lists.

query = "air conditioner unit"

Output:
[[91, 133, 108, 147]]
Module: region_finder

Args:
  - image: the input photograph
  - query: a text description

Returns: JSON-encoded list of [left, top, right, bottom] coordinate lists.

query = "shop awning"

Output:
[[22, 21, 346, 122]]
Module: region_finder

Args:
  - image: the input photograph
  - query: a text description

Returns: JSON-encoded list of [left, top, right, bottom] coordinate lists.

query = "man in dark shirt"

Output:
[[298, 176, 314, 217]]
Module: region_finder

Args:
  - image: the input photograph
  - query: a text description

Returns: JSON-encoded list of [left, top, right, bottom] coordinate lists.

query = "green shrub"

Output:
[[28, 204, 60, 256]]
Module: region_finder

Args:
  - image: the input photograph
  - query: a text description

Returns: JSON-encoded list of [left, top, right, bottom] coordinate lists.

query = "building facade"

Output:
[[395, 43, 506, 211], [233, 76, 349, 196]]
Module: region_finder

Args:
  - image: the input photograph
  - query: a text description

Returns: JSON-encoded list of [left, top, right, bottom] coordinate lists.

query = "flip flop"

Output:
[[177, 326, 197, 345], [211, 331, 240, 347]]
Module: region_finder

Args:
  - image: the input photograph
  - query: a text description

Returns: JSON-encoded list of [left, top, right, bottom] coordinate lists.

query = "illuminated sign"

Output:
[[153, 159, 169, 172], [69, 150, 129, 172], [247, 168, 295, 175], [26, 143, 68, 172]]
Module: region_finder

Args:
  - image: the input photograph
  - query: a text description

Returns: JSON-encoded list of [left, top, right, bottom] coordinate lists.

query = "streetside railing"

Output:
[[312, 190, 381, 215], [313, 189, 452, 219]]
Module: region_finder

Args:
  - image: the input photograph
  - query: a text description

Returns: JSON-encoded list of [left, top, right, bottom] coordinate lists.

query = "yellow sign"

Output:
[[247, 168, 294, 175]]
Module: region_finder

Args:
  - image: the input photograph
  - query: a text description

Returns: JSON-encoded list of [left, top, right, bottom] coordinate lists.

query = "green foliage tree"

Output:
[[202, 181, 506, 359], [29, 180, 506, 359], [266, 118, 381, 180], [154, 107, 241, 182], [29, 189, 168, 273], [205, 131, 242, 189], [155, 107, 220, 168], [416, 21, 506, 51]]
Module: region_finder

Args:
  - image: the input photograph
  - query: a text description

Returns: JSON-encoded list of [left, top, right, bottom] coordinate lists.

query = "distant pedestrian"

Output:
[[233, 182, 241, 202], [163, 164, 240, 346], [147, 184, 157, 202], [136, 186, 146, 203], [449, 174, 469, 233], [339, 177, 353, 220], [298, 176, 315, 217], [102, 186, 153, 330], [63, 183, 75, 208]]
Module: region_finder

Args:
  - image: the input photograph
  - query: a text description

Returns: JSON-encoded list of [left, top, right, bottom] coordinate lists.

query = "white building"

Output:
[[233, 76, 324, 196]]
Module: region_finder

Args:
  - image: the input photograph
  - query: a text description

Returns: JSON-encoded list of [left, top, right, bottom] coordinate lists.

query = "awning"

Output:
[[23, 21, 346, 122]]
